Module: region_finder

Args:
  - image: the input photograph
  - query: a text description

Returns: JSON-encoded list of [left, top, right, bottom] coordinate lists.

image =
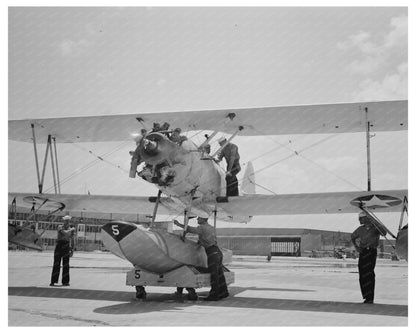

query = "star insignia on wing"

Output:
[[350, 195, 402, 209]]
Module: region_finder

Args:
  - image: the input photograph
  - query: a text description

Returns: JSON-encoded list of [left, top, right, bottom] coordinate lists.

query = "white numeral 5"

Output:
[[111, 225, 119, 236]]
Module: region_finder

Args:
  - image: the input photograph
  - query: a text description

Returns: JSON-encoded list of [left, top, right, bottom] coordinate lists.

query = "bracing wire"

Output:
[[43, 141, 131, 193], [200, 122, 363, 195], [236, 123, 363, 192]]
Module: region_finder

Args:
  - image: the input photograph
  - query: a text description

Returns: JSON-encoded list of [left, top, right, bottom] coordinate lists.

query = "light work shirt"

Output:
[[186, 223, 217, 249]]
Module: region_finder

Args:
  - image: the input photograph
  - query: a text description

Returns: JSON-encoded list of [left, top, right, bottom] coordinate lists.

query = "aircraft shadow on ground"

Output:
[[9, 286, 407, 318]]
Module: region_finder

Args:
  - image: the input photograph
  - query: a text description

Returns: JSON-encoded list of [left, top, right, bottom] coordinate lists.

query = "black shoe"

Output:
[[363, 299, 374, 304], [62, 283, 70, 286], [49, 283, 55, 287], [203, 295, 220, 301], [174, 287, 184, 297], [186, 288, 198, 301], [219, 292, 229, 299]]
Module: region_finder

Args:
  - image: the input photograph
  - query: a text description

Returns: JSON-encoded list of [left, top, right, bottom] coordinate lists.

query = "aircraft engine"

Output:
[[140, 132, 182, 166]]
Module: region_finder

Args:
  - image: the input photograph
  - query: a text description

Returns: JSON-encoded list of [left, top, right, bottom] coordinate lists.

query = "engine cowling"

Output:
[[139, 132, 182, 166]]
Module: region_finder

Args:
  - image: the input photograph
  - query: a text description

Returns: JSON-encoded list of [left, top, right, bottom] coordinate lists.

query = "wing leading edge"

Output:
[[216, 190, 408, 216], [9, 100, 407, 143], [8, 192, 180, 219], [9, 189, 408, 222]]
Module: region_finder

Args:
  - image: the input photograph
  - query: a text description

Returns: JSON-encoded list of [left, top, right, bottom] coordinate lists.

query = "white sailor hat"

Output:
[[197, 216, 209, 223], [62, 215, 72, 220], [218, 136, 227, 143], [358, 211, 367, 218]]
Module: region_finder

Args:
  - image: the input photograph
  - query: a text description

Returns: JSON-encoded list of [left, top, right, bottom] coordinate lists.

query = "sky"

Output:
[[7, 6, 408, 233]]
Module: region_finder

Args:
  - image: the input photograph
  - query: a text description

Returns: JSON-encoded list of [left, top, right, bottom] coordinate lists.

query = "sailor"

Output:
[[160, 122, 171, 138], [151, 122, 161, 133], [216, 137, 241, 196], [50, 215, 75, 287], [200, 134, 211, 154], [129, 128, 147, 178], [174, 217, 229, 301], [351, 211, 386, 304], [170, 128, 188, 145]]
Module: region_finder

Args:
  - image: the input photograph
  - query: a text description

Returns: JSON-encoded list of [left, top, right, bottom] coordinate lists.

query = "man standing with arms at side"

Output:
[[174, 217, 229, 301], [351, 211, 386, 304], [50, 215, 75, 287]]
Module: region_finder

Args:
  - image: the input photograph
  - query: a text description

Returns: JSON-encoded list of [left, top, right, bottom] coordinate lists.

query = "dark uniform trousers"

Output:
[[206, 245, 228, 298], [358, 248, 377, 302], [226, 165, 241, 197], [51, 241, 71, 285]]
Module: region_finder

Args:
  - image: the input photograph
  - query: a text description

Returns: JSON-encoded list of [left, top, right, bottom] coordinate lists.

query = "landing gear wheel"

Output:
[[135, 286, 146, 300]]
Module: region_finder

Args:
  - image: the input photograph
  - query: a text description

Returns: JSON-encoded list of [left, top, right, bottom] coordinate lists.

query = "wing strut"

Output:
[[213, 206, 217, 229], [9, 197, 17, 226], [150, 190, 162, 228], [30, 124, 61, 194], [31, 124, 42, 192], [181, 188, 198, 241], [398, 196, 408, 231], [52, 137, 61, 194], [198, 112, 237, 151], [181, 209, 190, 241], [211, 126, 244, 158], [360, 207, 396, 251], [364, 107, 373, 191]]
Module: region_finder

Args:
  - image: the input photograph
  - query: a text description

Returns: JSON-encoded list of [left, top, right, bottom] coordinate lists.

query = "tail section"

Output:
[[241, 161, 255, 195], [396, 225, 408, 261]]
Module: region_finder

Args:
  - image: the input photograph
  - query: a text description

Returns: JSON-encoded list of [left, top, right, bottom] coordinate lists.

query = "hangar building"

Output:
[[9, 211, 395, 258]]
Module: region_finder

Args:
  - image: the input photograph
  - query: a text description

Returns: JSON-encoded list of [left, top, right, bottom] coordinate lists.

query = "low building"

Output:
[[8, 211, 171, 251], [10, 211, 387, 257], [215, 228, 353, 257]]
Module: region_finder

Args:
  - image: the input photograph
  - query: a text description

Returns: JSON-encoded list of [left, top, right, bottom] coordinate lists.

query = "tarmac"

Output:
[[8, 251, 408, 326]]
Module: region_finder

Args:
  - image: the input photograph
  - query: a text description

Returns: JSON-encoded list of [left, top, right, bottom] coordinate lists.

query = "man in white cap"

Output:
[[351, 211, 386, 304], [50, 215, 75, 287], [216, 137, 241, 196]]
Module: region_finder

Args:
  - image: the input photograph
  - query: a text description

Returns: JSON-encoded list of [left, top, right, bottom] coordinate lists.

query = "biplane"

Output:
[[8, 100, 408, 297]]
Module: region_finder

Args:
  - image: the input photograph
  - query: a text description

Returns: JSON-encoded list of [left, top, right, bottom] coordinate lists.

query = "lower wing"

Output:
[[9, 189, 407, 221], [216, 189, 407, 216], [8, 192, 180, 219]]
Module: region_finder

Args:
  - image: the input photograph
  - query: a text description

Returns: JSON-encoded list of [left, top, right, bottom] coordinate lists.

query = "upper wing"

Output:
[[216, 189, 408, 216], [8, 192, 181, 219], [9, 100, 407, 143]]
